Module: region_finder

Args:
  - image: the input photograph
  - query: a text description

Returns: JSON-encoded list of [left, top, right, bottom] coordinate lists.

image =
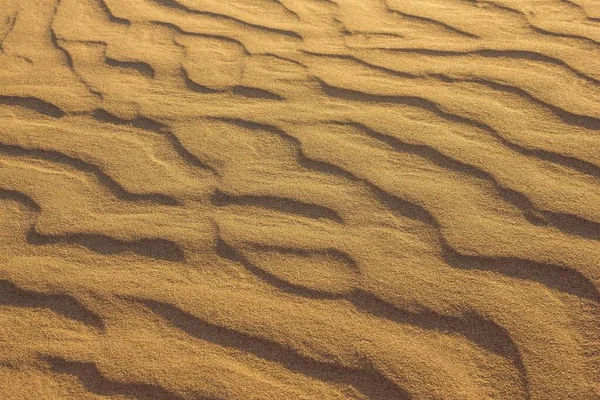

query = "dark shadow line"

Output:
[[434, 74, 600, 131], [348, 290, 532, 399], [0, 188, 41, 211], [27, 229, 185, 263], [231, 85, 285, 100], [91, 108, 218, 175], [0, 143, 181, 206], [385, 6, 479, 38], [105, 57, 155, 78], [42, 356, 198, 400], [97, 0, 131, 25], [136, 297, 413, 400], [0, 279, 104, 330], [211, 189, 343, 222], [180, 67, 222, 94], [249, 242, 358, 271], [149, 0, 303, 39], [440, 238, 599, 302], [337, 120, 600, 239], [216, 236, 341, 300], [0, 96, 65, 118]]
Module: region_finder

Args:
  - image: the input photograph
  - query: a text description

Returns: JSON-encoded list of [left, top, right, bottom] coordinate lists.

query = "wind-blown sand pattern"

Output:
[[0, 0, 599, 399]]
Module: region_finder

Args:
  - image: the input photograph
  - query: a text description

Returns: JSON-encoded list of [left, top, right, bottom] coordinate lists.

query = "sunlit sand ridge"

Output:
[[0, 0, 599, 399]]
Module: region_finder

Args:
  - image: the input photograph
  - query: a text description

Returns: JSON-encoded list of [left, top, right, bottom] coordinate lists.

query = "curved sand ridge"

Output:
[[0, 0, 599, 399]]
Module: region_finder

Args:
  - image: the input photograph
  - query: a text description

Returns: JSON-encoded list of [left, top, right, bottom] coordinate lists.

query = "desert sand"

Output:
[[0, 0, 599, 399]]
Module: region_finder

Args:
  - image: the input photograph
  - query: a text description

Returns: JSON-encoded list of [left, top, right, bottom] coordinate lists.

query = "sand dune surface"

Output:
[[0, 0, 599, 399]]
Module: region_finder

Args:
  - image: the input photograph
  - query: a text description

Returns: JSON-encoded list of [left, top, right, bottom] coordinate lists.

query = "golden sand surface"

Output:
[[0, 0, 599, 399]]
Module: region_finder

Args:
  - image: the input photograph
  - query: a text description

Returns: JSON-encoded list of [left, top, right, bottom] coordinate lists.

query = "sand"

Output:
[[0, 0, 599, 399]]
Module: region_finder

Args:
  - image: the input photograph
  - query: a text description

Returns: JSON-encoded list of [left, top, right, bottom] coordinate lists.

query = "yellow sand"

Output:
[[0, 0, 599, 399]]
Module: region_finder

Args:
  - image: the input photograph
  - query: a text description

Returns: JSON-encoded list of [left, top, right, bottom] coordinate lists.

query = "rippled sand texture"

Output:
[[1, 0, 599, 399]]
